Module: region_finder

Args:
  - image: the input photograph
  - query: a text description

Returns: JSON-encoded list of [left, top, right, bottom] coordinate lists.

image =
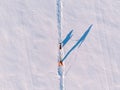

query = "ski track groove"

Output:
[[107, 0, 120, 88], [18, 1, 31, 90], [23, 28, 34, 90], [98, 4, 111, 90], [99, 0, 115, 89], [83, 1, 103, 90], [20, 1, 34, 90], [94, 0, 111, 90], [96, 0, 118, 90], [57, 0, 65, 90]]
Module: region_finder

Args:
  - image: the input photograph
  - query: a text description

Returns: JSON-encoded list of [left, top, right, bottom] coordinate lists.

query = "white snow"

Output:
[[0, 0, 120, 90]]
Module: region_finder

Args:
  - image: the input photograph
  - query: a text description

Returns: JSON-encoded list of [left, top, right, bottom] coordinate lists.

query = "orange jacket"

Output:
[[58, 61, 63, 66]]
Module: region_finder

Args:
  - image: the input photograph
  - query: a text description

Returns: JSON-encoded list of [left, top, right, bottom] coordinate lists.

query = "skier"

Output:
[[58, 43, 63, 66], [58, 60, 63, 66]]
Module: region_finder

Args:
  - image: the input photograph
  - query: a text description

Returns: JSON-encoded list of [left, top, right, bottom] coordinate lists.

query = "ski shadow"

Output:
[[62, 24, 93, 61]]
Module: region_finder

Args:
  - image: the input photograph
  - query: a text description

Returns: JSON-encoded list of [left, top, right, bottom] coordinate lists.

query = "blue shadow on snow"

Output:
[[62, 24, 93, 62]]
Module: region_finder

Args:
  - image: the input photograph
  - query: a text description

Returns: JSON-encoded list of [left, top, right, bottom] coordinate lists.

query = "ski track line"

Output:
[[98, 2, 111, 90], [0, 1, 34, 90], [94, 0, 110, 90], [96, 0, 116, 89], [83, 1, 103, 90], [20, 1, 34, 89], [57, 0, 65, 90], [57, 0, 62, 43], [111, 0, 120, 87], [19, 2, 32, 90], [23, 26, 34, 90], [99, 0, 115, 89], [106, 0, 120, 88]]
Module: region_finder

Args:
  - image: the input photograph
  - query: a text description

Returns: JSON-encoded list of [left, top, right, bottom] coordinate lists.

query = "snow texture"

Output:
[[0, 0, 120, 90]]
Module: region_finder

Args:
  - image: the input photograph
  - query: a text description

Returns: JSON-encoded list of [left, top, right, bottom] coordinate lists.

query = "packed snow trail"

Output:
[[57, 0, 62, 43], [58, 66, 64, 90], [57, 0, 65, 90]]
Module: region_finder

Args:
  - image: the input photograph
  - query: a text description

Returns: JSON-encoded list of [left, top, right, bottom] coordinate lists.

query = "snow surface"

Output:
[[0, 0, 120, 90]]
